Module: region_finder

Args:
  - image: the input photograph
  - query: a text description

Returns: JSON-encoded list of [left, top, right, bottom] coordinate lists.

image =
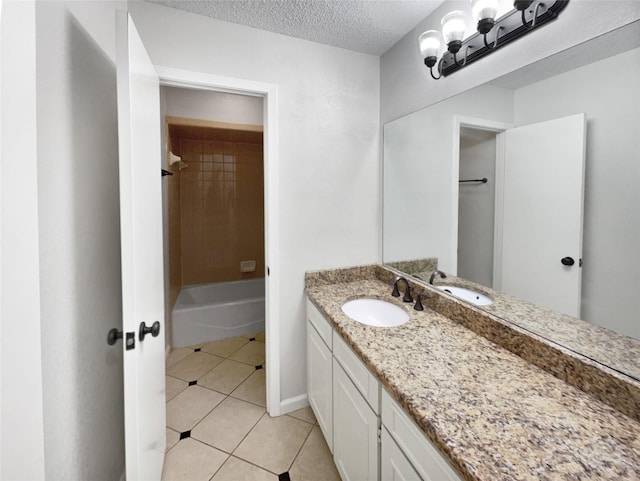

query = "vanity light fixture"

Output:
[[420, 0, 569, 79]]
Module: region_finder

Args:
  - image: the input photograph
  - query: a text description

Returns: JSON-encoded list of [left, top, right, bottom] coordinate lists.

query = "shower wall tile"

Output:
[[179, 132, 265, 285]]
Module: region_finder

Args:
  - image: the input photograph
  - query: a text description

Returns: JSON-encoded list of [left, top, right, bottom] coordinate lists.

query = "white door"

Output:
[[116, 10, 166, 480], [498, 113, 586, 317]]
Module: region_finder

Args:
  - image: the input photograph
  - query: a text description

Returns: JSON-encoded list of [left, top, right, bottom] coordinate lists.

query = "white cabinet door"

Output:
[[381, 390, 463, 481], [381, 427, 422, 481], [333, 359, 378, 481], [116, 10, 166, 480], [307, 321, 333, 452]]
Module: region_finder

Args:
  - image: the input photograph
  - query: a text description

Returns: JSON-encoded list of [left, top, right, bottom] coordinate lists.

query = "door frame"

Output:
[[156, 66, 281, 416], [451, 116, 512, 282]]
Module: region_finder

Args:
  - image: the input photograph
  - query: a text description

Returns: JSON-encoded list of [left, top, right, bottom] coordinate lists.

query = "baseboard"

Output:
[[279, 393, 309, 415]]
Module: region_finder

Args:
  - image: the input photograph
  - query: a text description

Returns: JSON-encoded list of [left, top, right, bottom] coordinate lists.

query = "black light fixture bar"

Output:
[[441, 0, 569, 76]]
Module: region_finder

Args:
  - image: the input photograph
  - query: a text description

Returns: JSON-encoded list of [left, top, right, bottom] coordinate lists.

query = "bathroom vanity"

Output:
[[308, 298, 462, 481], [305, 265, 640, 481]]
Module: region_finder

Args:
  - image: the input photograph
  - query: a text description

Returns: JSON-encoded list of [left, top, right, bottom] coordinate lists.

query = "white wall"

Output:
[[383, 84, 513, 272], [1, 1, 46, 478], [129, 1, 381, 403], [513, 47, 640, 339], [381, 0, 640, 123], [35, 1, 126, 478], [162, 86, 263, 125]]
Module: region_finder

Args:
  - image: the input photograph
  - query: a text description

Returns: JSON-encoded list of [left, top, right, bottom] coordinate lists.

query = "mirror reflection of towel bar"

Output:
[[459, 178, 488, 183]]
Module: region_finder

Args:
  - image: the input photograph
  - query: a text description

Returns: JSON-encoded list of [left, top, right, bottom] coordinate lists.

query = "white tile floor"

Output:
[[163, 333, 340, 481]]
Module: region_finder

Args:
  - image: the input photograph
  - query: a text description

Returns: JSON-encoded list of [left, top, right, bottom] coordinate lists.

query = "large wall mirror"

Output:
[[383, 21, 640, 381]]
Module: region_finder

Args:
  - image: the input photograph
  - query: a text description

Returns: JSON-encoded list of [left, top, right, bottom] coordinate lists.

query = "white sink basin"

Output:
[[341, 299, 409, 327], [436, 285, 493, 306]]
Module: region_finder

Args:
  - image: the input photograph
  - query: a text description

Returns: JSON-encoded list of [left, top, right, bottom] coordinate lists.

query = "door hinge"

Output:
[[579, 258, 583, 267]]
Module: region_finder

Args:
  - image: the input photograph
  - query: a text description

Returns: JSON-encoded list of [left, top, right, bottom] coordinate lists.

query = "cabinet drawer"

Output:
[[307, 299, 332, 349], [381, 389, 463, 481], [333, 331, 379, 413]]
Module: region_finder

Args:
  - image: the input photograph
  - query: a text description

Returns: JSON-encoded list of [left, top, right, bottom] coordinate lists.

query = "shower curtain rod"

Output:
[[459, 178, 488, 184]]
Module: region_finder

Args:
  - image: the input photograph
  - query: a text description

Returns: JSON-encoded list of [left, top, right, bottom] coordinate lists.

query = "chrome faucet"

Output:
[[390, 275, 413, 303], [429, 270, 447, 285]]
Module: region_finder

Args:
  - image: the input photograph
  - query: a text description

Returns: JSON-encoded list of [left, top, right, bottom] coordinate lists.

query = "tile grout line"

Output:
[[285, 420, 315, 475], [164, 335, 268, 478], [164, 336, 268, 452]]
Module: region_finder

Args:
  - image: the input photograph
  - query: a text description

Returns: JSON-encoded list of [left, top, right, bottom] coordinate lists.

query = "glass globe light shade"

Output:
[[441, 10, 467, 44], [471, 0, 500, 22], [419, 30, 442, 59]]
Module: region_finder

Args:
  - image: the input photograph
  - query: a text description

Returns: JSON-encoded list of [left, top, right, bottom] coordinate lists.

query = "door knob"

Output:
[[107, 328, 122, 346], [561, 256, 575, 266], [139, 321, 161, 341]]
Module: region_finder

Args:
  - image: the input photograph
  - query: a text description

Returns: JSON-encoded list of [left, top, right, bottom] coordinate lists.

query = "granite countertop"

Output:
[[407, 270, 640, 382], [305, 269, 640, 481]]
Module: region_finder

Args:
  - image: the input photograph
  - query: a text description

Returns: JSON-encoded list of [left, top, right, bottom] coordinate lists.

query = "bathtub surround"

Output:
[[173, 278, 266, 347], [162, 86, 265, 287], [305, 265, 640, 480], [175, 127, 264, 285]]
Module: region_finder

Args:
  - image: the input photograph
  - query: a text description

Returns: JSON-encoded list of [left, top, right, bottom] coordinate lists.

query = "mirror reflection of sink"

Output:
[[341, 299, 409, 327], [436, 286, 493, 306]]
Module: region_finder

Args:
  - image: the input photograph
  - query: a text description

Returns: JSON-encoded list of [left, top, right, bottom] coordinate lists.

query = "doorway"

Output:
[[452, 116, 511, 288], [457, 127, 498, 288], [157, 68, 281, 417], [161, 87, 265, 350]]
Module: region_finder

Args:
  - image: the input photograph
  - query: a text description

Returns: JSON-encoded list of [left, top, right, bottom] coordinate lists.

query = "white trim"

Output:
[[452, 116, 512, 280], [155, 67, 281, 416], [1, 0, 46, 477], [279, 394, 309, 415], [493, 132, 507, 291]]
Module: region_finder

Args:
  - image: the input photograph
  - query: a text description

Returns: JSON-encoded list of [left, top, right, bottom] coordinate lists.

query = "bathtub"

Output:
[[172, 278, 265, 348]]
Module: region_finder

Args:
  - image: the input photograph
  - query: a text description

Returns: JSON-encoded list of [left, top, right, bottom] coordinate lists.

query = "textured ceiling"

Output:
[[144, 0, 444, 55]]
